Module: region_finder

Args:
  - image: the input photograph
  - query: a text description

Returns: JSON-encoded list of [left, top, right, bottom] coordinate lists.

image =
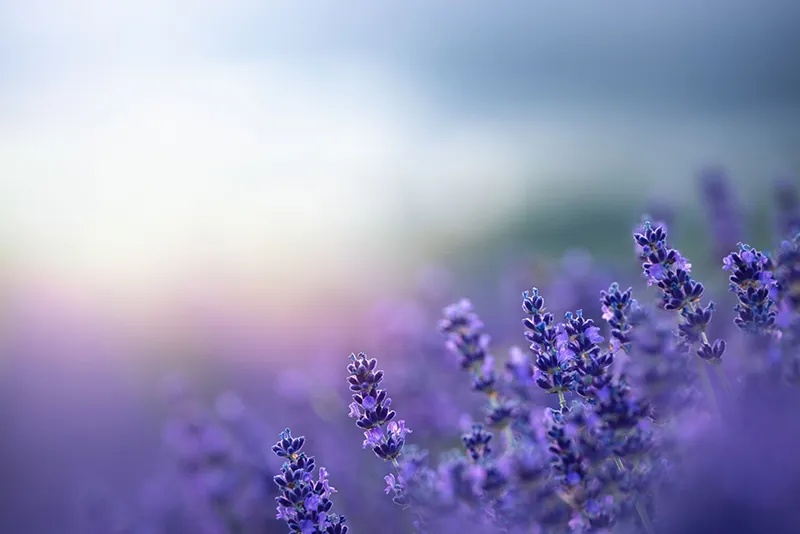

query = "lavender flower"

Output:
[[523, 288, 575, 405], [462, 424, 493, 462], [723, 242, 778, 335], [440, 300, 516, 433], [558, 309, 612, 399], [773, 234, 800, 314], [272, 429, 348, 534], [346, 352, 411, 462], [699, 167, 745, 260], [634, 221, 726, 365], [599, 283, 641, 355]]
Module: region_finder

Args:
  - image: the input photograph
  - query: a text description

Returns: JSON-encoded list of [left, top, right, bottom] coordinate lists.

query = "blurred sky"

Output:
[[1, 1, 800, 303]]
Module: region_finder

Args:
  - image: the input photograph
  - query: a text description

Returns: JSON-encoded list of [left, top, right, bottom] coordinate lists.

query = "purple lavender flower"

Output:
[[599, 283, 642, 355], [438, 299, 492, 376], [592, 379, 652, 459], [634, 221, 726, 366], [699, 167, 745, 260], [462, 424, 493, 462], [555, 309, 614, 402], [346, 352, 410, 462], [773, 234, 800, 314], [522, 288, 575, 404], [723, 242, 778, 335], [440, 300, 516, 433], [272, 428, 348, 534]]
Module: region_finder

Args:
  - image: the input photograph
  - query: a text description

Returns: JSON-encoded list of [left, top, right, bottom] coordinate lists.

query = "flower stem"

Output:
[[557, 390, 567, 410], [713, 364, 733, 394], [695, 357, 721, 418], [687, 303, 724, 415], [503, 426, 515, 448]]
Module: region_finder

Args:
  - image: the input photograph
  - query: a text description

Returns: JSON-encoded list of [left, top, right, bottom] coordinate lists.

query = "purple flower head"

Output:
[[559, 310, 612, 399], [635, 222, 698, 304], [724, 242, 778, 335], [773, 234, 800, 313], [523, 288, 576, 395], [346, 352, 396, 430], [599, 283, 642, 354], [699, 167, 745, 259], [505, 346, 535, 393], [271, 429, 347, 534], [461, 424, 493, 462], [635, 219, 725, 369], [592, 377, 652, 454], [439, 299, 492, 372], [384, 473, 398, 495], [472, 354, 498, 394], [438, 298, 484, 337], [347, 352, 411, 462]]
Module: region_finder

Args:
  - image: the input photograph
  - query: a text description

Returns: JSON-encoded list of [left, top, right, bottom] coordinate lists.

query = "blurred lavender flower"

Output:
[[698, 167, 745, 260], [774, 178, 800, 241], [62, 169, 800, 534], [439, 299, 516, 435], [773, 234, 800, 314]]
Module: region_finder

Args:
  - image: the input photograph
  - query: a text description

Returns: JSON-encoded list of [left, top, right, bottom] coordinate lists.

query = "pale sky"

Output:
[[1, 1, 798, 295]]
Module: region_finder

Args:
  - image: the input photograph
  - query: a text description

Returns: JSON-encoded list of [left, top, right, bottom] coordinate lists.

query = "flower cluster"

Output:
[[103, 171, 800, 534], [272, 429, 348, 534]]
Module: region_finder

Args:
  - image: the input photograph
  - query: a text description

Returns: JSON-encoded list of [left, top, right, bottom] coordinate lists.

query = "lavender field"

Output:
[[3, 3, 800, 534]]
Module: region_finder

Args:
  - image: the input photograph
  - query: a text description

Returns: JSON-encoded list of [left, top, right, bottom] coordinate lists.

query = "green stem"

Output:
[[614, 456, 656, 534], [557, 390, 567, 410]]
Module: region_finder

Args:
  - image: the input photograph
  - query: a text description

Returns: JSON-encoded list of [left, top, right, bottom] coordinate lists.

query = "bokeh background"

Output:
[[2, 2, 800, 533]]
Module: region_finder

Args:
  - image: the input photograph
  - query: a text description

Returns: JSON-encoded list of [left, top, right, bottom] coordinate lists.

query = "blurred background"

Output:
[[1, 2, 800, 533]]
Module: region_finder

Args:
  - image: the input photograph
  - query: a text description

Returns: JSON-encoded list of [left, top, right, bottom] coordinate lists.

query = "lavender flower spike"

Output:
[[272, 428, 348, 534], [523, 288, 574, 408], [723, 242, 778, 336], [773, 233, 800, 313], [634, 220, 728, 411], [347, 352, 411, 462], [599, 282, 641, 354], [634, 221, 726, 364], [440, 299, 515, 433]]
